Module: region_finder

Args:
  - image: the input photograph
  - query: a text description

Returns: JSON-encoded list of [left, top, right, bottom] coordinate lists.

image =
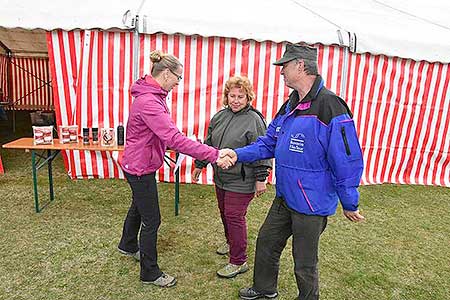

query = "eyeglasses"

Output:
[[281, 59, 301, 72], [169, 69, 183, 81]]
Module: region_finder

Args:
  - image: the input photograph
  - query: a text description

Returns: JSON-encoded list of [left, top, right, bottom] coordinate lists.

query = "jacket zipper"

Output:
[[216, 113, 235, 186], [341, 126, 351, 156], [297, 179, 315, 212], [218, 114, 235, 149]]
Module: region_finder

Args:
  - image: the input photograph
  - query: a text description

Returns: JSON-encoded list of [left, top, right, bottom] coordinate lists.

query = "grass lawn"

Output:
[[1, 112, 450, 299]]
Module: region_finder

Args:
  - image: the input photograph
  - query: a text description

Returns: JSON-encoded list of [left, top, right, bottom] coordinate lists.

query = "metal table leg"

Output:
[[30, 149, 60, 213], [31, 150, 40, 212], [175, 152, 180, 216], [48, 149, 55, 202]]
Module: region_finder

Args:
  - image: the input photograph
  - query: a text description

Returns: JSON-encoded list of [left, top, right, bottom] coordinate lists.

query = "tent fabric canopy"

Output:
[[45, 29, 450, 186], [0, 28, 47, 57], [1, 0, 450, 62], [1, 1, 449, 187]]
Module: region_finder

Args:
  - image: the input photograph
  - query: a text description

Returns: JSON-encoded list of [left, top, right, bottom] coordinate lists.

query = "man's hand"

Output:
[[217, 149, 237, 169], [343, 209, 365, 222], [255, 181, 267, 197], [192, 168, 202, 182]]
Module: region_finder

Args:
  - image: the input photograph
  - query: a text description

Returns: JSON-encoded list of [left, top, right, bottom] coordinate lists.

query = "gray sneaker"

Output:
[[217, 262, 249, 278], [142, 273, 177, 287], [118, 247, 140, 261], [216, 242, 229, 255]]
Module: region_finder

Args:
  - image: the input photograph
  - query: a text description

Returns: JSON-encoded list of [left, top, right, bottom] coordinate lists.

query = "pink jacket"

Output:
[[121, 76, 219, 176]]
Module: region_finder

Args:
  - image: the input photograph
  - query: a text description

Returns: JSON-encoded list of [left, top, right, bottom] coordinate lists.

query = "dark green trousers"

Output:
[[253, 197, 328, 300]]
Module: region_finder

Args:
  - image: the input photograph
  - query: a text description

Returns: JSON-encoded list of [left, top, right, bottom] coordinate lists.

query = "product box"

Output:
[[33, 126, 54, 145], [100, 128, 115, 146], [68, 125, 78, 143], [59, 125, 79, 144], [59, 126, 71, 144]]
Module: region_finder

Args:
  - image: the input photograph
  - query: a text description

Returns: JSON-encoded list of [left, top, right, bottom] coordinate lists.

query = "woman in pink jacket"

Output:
[[118, 50, 229, 287]]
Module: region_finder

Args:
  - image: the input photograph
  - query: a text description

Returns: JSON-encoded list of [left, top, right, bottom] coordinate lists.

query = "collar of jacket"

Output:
[[130, 76, 169, 113], [226, 104, 252, 115], [145, 75, 160, 87], [133, 75, 168, 98], [288, 75, 324, 112]]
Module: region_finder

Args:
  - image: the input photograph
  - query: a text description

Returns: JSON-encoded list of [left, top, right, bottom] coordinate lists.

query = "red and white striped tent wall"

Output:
[[0, 54, 7, 102], [9, 56, 53, 110], [47, 30, 450, 187], [0, 55, 53, 110]]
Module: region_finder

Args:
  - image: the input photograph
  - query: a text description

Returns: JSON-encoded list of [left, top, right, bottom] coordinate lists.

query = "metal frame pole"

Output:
[[133, 15, 140, 81], [31, 150, 40, 212], [175, 153, 180, 216], [47, 149, 55, 202]]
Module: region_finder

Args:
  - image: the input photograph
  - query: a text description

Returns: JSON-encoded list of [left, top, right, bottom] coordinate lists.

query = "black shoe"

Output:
[[239, 287, 278, 299]]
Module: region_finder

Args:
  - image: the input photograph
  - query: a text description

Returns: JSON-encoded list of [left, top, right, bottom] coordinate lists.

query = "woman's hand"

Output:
[[255, 181, 267, 197], [192, 168, 202, 182], [217, 149, 237, 169]]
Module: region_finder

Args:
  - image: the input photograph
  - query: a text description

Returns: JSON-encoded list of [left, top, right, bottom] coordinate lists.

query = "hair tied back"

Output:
[[150, 50, 163, 63]]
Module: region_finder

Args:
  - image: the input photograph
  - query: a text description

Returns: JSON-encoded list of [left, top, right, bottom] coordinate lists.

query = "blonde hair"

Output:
[[222, 76, 255, 107], [150, 50, 183, 77]]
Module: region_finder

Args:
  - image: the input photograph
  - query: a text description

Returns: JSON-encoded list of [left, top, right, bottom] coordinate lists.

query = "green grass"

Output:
[[1, 112, 450, 299]]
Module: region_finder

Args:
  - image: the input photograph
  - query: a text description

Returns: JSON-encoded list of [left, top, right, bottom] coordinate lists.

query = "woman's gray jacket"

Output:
[[195, 105, 272, 193]]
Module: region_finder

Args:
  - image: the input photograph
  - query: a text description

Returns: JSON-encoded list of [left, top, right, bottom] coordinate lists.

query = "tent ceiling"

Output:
[[0, 0, 449, 62], [291, 0, 450, 63], [0, 28, 47, 57]]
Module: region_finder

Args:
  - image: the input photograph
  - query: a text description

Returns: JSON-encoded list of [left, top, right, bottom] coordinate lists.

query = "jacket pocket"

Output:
[[297, 178, 316, 212], [337, 120, 362, 162], [146, 145, 153, 165], [340, 126, 351, 156]]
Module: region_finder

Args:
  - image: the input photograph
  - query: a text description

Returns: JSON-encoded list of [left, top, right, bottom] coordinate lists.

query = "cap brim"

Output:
[[273, 56, 296, 66]]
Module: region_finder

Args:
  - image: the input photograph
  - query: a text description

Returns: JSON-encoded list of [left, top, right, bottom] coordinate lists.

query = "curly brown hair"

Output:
[[222, 76, 255, 107]]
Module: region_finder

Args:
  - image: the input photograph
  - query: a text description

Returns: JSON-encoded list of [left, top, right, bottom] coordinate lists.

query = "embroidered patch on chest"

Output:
[[297, 101, 311, 110], [289, 133, 305, 153]]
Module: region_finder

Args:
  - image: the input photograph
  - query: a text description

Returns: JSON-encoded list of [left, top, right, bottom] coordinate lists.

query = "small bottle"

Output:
[[92, 127, 99, 144], [83, 128, 90, 145], [117, 123, 124, 146]]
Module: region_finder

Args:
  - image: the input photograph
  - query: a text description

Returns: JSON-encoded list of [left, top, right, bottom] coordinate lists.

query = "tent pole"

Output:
[[6, 51, 15, 132], [133, 15, 140, 81], [336, 29, 350, 99], [12, 109, 15, 133], [340, 46, 349, 99]]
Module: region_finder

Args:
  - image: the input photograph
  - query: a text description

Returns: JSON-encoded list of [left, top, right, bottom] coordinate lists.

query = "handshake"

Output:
[[216, 148, 237, 169], [192, 148, 237, 183]]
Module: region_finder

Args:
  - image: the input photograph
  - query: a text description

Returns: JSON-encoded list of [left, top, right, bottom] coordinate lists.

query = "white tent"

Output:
[[1, 0, 450, 186], [1, 0, 450, 62]]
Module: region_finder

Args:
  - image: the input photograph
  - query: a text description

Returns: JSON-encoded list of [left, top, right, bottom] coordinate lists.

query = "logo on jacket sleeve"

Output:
[[274, 126, 282, 138], [289, 133, 305, 153]]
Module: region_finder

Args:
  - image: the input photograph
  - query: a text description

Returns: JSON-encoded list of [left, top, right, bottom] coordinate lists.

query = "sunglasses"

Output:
[[169, 69, 183, 81]]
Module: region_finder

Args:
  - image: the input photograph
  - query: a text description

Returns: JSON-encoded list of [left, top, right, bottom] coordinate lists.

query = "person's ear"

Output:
[[164, 69, 169, 81]]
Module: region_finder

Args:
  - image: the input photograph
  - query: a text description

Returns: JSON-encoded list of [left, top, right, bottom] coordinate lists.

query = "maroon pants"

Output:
[[215, 186, 254, 265]]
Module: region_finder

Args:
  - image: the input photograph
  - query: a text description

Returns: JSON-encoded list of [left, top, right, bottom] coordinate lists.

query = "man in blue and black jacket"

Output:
[[221, 43, 365, 300]]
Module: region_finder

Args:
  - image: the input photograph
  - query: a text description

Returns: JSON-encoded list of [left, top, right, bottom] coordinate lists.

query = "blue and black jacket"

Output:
[[235, 75, 364, 216]]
